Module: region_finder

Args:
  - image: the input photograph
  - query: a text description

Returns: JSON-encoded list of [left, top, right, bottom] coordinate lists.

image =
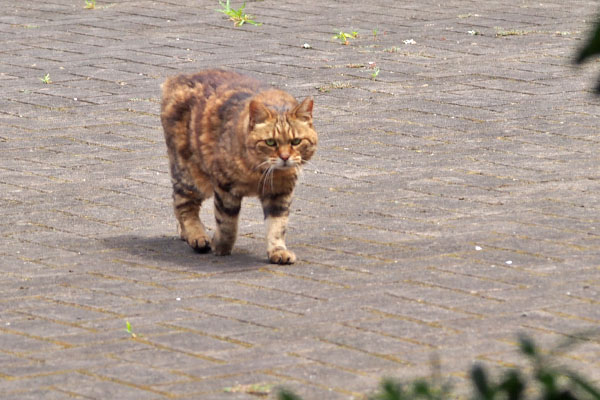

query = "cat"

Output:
[[160, 69, 317, 264]]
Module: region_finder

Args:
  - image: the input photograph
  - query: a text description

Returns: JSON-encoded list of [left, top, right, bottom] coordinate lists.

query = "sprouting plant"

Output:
[[15, 24, 38, 29], [333, 30, 358, 45], [125, 321, 138, 338], [371, 67, 380, 80], [495, 28, 529, 37], [84, 0, 96, 9], [224, 383, 275, 396], [217, 0, 262, 27], [373, 29, 379, 40], [315, 81, 353, 93], [40, 73, 52, 84]]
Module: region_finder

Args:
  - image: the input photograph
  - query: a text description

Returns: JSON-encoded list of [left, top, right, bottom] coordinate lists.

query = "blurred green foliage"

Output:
[[278, 334, 600, 400], [576, 15, 600, 93]]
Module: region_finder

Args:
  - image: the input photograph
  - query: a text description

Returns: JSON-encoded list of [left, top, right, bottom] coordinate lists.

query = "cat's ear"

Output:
[[249, 99, 272, 128], [293, 96, 313, 122]]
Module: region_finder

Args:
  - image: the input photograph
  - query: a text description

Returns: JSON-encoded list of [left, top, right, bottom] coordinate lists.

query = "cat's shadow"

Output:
[[100, 234, 267, 272]]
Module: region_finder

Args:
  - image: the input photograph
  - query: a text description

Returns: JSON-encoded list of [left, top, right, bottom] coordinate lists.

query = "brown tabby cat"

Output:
[[160, 69, 317, 264]]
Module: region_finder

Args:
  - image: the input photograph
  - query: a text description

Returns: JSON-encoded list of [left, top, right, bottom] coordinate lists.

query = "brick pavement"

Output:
[[1, 0, 600, 398]]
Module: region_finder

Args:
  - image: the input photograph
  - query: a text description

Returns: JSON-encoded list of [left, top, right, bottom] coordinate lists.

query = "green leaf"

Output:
[[471, 364, 494, 400], [576, 17, 600, 64], [412, 380, 431, 397], [370, 379, 405, 400], [498, 370, 525, 400], [278, 389, 303, 400], [518, 334, 537, 358], [567, 371, 600, 399], [217, 0, 231, 13], [536, 370, 558, 396], [125, 320, 138, 338], [40, 73, 52, 84]]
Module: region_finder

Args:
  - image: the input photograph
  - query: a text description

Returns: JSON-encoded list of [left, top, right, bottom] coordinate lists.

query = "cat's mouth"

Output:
[[254, 159, 298, 173], [274, 158, 299, 170]]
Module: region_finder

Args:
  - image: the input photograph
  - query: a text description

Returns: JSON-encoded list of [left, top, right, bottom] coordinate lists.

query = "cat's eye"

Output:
[[265, 139, 277, 147], [291, 138, 302, 146]]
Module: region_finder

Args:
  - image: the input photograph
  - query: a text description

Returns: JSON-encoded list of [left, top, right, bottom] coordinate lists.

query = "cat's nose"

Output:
[[279, 152, 290, 161]]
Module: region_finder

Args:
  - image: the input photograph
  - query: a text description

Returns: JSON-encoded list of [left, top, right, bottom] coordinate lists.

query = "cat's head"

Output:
[[246, 93, 317, 171]]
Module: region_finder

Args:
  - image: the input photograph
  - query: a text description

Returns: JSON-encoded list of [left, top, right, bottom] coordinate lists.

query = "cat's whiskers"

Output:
[[259, 163, 276, 195], [253, 160, 271, 172], [267, 165, 275, 193], [270, 165, 275, 192], [300, 159, 320, 174], [294, 164, 304, 180], [259, 166, 268, 193], [256, 159, 277, 194]]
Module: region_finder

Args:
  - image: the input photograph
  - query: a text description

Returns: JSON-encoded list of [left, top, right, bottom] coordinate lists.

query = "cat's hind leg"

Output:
[[211, 189, 242, 256], [161, 75, 213, 253], [172, 181, 211, 253]]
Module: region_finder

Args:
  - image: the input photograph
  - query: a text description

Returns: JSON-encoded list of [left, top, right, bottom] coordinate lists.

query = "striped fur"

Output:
[[160, 69, 317, 264]]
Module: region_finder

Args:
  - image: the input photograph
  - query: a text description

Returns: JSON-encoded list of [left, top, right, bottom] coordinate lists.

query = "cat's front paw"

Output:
[[211, 238, 233, 256], [181, 227, 211, 253], [268, 248, 296, 264], [189, 237, 211, 253]]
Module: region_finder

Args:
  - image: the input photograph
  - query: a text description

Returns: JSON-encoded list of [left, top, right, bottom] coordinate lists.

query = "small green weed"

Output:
[[125, 321, 139, 338], [372, 29, 379, 40], [495, 28, 529, 37], [84, 0, 96, 9], [217, 0, 262, 27], [333, 30, 358, 45], [370, 67, 380, 80], [40, 73, 52, 84], [315, 81, 353, 93], [11, 24, 38, 29], [224, 383, 274, 395]]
